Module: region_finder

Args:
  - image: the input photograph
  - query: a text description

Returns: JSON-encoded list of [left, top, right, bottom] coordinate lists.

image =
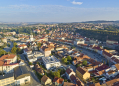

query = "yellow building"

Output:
[[0, 73, 15, 86], [41, 75, 52, 85], [76, 67, 90, 82]]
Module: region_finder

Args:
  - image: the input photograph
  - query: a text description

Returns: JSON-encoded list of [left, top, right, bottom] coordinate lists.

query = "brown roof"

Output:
[[63, 82, 78, 86], [103, 50, 112, 57], [107, 70, 115, 75], [66, 68, 74, 75], [76, 67, 87, 75], [98, 70, 105, 75], [70, 74, 77, 83], [115, 64, 119, 70], [96, 64, 109, 71], [89, 83, 100, 86], [41, 75, 49, 83]]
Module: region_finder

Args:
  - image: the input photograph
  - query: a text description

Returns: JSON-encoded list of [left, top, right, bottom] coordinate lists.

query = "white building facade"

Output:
[[42, 56, 61, 70]]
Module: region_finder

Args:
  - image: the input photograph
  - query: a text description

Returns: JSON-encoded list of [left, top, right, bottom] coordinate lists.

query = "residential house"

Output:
[[41, 75, 52, 85], [35, 64, 44, 75], [23, 48, 32, 55], [76, 67, 90, 81], [18, 44, 27, 49], [1, 38, 7, 43], [40, 46, 52, 57], [63, 82, 78, 86], [70, 74, 84, 86], [102, 50, 113, 61], [0, 54, 18, 73], [65, 68, 75, 80], [53, 77, 64, 86], [106, 40, 119, 49]]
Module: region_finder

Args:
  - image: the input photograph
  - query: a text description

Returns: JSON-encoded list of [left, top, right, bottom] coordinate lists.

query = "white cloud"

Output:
[[71, 0, 83, 5]]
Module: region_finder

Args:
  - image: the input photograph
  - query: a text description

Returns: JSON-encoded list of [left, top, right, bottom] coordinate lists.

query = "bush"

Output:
[[28, 62, 32, 65], [64, 79, 67, 82], [82, 60, 87, 66], [77, 64, 82, 68]]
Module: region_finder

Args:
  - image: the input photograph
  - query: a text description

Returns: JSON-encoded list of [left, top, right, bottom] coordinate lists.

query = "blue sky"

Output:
[[0, 0, 119, 22]]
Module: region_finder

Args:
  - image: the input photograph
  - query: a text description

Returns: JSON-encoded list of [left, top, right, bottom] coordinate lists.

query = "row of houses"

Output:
[[0, 54, 30, 86]]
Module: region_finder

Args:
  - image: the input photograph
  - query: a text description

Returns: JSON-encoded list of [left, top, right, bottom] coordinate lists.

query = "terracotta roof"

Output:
[[0, 54, 16, 66], [18, 44, 27, 47], [41, 75, 49, 83], [98, 70, 105, 76], [115, 64, 119, 70], [53, 77, 64, 84], [106, 78, 119, 86], [76, 67, 87, 75], [63, 82, 78, 86]]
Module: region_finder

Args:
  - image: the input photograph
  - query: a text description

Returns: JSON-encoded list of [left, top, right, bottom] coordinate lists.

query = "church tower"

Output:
[[30, 32, 34, 42]]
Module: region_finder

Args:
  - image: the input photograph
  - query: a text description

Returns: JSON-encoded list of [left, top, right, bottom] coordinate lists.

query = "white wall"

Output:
[[15, 76, 30, 85]]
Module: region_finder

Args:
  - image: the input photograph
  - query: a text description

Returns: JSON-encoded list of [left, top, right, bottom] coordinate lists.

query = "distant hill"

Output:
[[80, 20, 119, 24]]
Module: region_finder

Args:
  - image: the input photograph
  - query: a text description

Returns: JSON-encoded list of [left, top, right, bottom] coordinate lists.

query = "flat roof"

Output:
[[42, 56, 60, 64]]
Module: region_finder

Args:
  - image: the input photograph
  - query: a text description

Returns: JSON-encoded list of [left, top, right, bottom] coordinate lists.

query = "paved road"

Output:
[[20, 54, 42, 86]]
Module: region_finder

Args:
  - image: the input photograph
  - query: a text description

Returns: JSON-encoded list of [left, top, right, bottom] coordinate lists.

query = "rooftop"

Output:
[[42, 55, 60, 64], [14, 66, 30, 80]]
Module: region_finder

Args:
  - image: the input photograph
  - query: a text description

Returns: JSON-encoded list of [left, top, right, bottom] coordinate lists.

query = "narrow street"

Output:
[[3, 41, 13, 52], [20, 54, 42, 86]]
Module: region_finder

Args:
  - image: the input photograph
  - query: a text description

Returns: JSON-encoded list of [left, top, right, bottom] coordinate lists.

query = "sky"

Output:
[[0, 0, 119, 22]]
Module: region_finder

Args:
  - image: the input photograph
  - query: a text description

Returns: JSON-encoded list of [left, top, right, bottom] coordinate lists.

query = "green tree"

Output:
[[0, 49, 7, 56], [77, 64, 82, 68], [82, 60, 87, 66], [11, 47, 17, 53], [62, 58, 67, 63], [54, 70, 60, 78], [13, 42, 17, 47], [67, 56, 72, 61], [28, 62, 32, 65]]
